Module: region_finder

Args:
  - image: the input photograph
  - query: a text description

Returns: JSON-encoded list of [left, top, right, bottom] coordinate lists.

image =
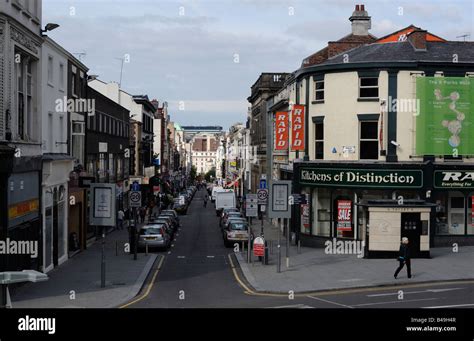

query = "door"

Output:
[[401, 213, 421, 258], [448, 193, 465, 235], [53, 188, 59, 267]]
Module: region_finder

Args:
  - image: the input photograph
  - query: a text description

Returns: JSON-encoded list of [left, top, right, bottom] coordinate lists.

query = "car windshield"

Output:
[[230, 223, 248, 231], [140, 227, 163, 235]]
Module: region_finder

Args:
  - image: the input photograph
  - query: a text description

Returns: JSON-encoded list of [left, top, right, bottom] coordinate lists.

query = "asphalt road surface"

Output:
[[123, 189, 474, 309]]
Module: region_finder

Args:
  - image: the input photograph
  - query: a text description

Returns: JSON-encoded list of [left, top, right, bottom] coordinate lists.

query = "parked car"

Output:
[[148, 218, 174, 238], [220, 207, 239, 220], [138, 224, 171, 250], [223, 221, 253, 247], [158, 214, 179, 230], [162, 209, 180, 225], [172, 199, 188, 214], [222, 216, 247, 230], [221, 211, 243, 227]]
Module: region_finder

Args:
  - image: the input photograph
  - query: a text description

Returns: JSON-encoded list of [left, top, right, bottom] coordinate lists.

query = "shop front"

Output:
[[431, 166, 474, 246], [42, 157, 73, 272], [293, 162, 434, 257]]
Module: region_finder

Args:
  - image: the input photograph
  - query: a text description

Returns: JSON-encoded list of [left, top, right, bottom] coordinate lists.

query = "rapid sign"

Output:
[[291, 105, 305, 151]]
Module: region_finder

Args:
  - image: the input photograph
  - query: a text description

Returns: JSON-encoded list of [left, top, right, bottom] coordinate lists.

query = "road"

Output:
[[123, 189, 474, 309]]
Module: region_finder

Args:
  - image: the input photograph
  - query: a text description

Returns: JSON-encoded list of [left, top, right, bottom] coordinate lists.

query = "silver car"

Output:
[[138, 224, 170, 250], [223, 221, 253, 247]]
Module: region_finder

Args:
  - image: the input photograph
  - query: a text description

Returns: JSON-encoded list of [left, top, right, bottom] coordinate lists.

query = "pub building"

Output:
[[285, 8, 474, 257]]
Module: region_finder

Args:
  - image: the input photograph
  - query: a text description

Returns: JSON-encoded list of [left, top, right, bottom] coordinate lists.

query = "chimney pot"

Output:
[[356, 4, 360, 11], [361, 4, 365, 11]]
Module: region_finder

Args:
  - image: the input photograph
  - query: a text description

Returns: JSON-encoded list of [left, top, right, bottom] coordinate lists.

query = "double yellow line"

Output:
[[119, 255, 165, 308]]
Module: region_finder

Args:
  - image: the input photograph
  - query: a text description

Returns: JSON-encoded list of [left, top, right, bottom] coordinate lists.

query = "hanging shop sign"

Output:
[[336, 200, 352, 231], [291, 105, 305, 151], [434, 170, 474, 189], [416, 77, 474, 155], [275, 111, 289, 151], [299, 168, 423, 188]]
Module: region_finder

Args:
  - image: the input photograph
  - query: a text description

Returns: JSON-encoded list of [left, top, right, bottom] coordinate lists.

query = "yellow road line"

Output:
[[227, 253, 474, 298], [119, 255, 165, 308]]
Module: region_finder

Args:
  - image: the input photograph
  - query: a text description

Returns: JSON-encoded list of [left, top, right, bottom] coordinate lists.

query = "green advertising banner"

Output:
[[416, 77, 474, 155]]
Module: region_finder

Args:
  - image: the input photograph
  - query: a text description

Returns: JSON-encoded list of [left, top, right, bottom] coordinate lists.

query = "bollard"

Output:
[[242, 241, 245, 254], [297, 240, 301, 254], [145, 243, 148, 256]]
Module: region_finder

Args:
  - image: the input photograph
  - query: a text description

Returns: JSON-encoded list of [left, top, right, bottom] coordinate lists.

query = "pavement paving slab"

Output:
[[236, 219, 474, 293], [10, 228, 157, 308]]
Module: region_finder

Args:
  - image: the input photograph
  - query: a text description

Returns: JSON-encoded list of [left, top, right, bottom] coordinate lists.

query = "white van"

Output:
[[211, 186, 223, 203]]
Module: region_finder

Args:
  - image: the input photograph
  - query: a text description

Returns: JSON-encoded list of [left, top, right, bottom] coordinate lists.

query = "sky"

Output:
[[43, 0, 474, 129]]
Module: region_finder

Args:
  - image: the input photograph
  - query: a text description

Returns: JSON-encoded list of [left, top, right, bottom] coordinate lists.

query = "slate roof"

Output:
[[320, 41, 474, 65]]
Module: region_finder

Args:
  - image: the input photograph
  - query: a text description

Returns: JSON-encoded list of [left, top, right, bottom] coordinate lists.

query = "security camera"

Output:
[[390, 140, 400, 147]]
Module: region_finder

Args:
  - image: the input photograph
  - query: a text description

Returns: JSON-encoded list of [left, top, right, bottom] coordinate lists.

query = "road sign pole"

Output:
[[286, 218, 290, 268], [277, 219, 282, 273], [101, 228, 106, 288], [247, 216, 251, 264], [134, 208, 138, 261]]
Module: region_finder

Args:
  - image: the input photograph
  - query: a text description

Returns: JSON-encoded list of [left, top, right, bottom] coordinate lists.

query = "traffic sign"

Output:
[[257, 189, 268, 204], [253, 237, 265, 257], [129, 190, 142, 208], [131, 181, 140, 191], [246, 194, 258, 217], [268, 180, 292, 219], [259, 179, 267, 189]]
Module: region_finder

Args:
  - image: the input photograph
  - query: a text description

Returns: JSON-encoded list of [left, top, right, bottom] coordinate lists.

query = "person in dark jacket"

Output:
[[394, 237, 412, 279]]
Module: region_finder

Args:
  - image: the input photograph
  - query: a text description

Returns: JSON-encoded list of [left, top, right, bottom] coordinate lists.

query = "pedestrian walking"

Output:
[[117, 209, 125, 230], [394, 237, 412, 279], [203, 194, 208, 207], [139, 206, 146, 224]]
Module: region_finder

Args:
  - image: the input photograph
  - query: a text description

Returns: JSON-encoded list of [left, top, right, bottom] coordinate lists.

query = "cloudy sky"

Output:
[[43, 0, 474, 129]]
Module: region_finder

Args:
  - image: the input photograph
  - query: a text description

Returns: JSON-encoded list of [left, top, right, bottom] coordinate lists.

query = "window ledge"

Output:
[[311, 100, 325, 104], [357, 98, 380, 102]]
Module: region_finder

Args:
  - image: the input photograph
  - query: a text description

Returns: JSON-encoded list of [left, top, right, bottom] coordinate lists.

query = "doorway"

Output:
[[401, 212, 421, 258]]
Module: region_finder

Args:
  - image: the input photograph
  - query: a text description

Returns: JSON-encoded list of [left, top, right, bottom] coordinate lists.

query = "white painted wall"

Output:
[[41, 39, 68, 154]]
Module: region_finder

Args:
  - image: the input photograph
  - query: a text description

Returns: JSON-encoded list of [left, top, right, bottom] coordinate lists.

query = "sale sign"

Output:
[[275, 111, 289, 150], [337, 200, 352, 231], [291, 105, 305, 151]]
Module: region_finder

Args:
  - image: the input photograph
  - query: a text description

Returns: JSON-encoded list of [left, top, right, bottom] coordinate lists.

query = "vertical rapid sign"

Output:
[[275, 111, 289, 150], [291, 104, 305, 151]]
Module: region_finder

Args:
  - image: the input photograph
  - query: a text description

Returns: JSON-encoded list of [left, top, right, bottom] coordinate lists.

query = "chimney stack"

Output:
[[349, 4, 371, 36], [408, 29, 428, 50]]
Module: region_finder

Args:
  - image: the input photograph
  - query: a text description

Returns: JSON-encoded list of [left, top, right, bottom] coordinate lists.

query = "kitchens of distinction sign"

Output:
[[299, 168, 423, 188]]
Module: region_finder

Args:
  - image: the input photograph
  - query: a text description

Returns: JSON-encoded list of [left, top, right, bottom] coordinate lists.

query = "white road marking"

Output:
[[367, 288, 463, 297], [168, 251, 171, 255], [268, 304, 314, 309], [171, 244, 175, 247], [307, 295, 354, 309], [338, 278, 364, 282], [352, 298, 439, 307], [177, 256, 186, 259], [207, 256, 215, 258], [423, 303, 474, 309]]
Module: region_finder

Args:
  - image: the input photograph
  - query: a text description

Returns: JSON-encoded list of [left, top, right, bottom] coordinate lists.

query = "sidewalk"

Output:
[[10, 227, 157, 308], [237, 219, 474, 293]]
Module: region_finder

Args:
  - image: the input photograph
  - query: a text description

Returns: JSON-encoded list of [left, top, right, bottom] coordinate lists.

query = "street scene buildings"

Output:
[[1, 1, 474, 328]]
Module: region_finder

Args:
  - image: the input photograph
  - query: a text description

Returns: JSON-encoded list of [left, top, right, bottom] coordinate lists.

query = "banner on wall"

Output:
[[336, 200, 352, 231], [291, 105, 305, 151], [275, 111, 289, 150], [416, 77, 474, 155]]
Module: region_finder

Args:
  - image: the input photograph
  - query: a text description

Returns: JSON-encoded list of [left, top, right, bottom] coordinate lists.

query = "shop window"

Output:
[[359, 121, 379, 160], [359, 77, 379, 99], [468, 195, 474, 235], [312, 188, 331, 237], [435, 192, 465, 235]]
